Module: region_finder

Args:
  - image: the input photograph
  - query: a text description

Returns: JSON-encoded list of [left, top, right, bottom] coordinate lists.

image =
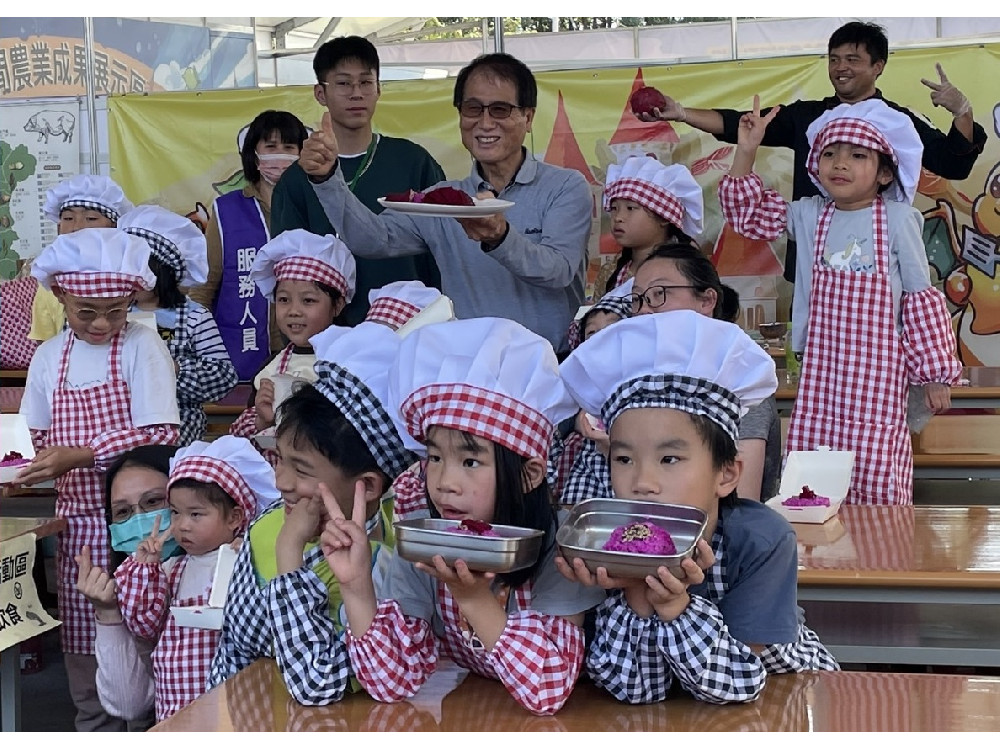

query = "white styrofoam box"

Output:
[[765, 447, 854, 524], [0, 414, 35, 484], [127, 309, 158, 332], [170, 543, 237, 630], [395, 295, 455, 338]]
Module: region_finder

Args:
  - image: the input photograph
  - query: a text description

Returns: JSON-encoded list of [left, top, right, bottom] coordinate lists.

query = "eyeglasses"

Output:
[[322, 79, 378, 96], [110, 494, 168, 523], [628, 285, 698, 312], [458, 100, 521, 120], [63, 301, 130, 325]]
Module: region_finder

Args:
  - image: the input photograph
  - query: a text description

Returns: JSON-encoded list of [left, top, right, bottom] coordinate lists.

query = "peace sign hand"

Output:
[[737, 95, 781, 150], [920, 63, 971, 117], [133, 512, 173, 565], [318, 480, 373, 590]]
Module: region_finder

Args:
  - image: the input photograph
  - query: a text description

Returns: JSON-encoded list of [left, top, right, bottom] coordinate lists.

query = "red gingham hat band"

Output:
[[53, 271, 149, 298], [274, 257, 349, 298], [603, 178, 684, 229], [808, 118, 894, 179], [365, 297, 421, 330], [401, 383, 554, 460], [168, 456, 256, 526]]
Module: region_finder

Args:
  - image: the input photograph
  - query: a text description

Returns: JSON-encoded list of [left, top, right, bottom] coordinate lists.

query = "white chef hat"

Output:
[[118, 205, 209, 287], [388, 318, 578, 461], [603, 156, 704, 238], [43, 174, 134, 224], [308, 322, 418, 478], [806, 99, 923, 205], [250, 229, 357, 302], [168, 436, 280, 523], [31, 228, 157, 298], [365, 281, 444, 331], [561, 310, 777, 445]]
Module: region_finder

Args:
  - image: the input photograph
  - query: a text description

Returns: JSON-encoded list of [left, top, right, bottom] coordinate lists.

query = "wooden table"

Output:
[[775, 366, 1000, 412], [795, 505, 1000, 667], [150, 657, 1000, 731], [0, 517, 67, 732]]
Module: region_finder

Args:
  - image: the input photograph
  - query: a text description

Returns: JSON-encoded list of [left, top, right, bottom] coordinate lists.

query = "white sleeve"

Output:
[[123, 324, 180, 427], [94, 621, 156, 721], [18, 334, 63, 431]]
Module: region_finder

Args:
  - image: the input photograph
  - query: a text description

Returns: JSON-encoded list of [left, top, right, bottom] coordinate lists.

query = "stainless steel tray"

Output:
[[394, 518, 544, 573], [556, 498, 708, 580]]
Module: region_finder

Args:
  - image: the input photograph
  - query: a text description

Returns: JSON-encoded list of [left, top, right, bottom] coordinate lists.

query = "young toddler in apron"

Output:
[[114, 436, 279, 721], [719, 97, 961, 504]]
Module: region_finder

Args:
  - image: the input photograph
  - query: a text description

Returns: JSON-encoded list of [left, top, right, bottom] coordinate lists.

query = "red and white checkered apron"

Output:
[[786, 198, 912, 504], [436, 580, 530, 672], [150, 556, 219, 721], [49, 331, 133, 653]]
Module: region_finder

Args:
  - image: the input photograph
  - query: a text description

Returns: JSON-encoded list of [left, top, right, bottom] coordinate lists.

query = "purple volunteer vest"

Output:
[[213, 190, 271, 381]]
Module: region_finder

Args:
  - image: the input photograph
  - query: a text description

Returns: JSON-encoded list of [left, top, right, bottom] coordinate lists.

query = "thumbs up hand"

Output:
[[301, 111, 340, 182]]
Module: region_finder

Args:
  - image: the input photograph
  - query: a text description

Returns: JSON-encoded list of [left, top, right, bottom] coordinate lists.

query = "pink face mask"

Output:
[[257, 153, 299, 185]]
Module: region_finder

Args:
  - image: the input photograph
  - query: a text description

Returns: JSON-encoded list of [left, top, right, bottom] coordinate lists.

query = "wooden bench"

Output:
[[0, 370, 27, 386]]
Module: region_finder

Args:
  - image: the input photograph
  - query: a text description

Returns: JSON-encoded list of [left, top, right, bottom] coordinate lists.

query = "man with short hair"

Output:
[[271, 35, 443, 324], [650, 20, 987, 281], [299, 52, 592, 349]]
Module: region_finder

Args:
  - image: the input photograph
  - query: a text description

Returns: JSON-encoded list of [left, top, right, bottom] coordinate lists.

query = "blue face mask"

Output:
[[109, 508, 182, 560]]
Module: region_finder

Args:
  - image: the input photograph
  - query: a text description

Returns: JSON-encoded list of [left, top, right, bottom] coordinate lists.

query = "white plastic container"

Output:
[[765, 447, 853, 524], [0, 414, 35, 484], [169, 543, 237, 630]]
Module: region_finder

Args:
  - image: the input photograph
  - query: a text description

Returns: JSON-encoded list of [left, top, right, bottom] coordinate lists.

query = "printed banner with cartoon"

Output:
[[105, 42, 1000, 365]]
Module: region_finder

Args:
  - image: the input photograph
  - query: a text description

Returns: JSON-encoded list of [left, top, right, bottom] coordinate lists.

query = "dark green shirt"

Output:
[[271, 135, 444, 325]]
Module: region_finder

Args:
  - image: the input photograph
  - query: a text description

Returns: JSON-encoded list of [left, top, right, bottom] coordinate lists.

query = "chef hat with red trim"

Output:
[[168, 436, 280, 523], [118, 205, 208, 287], [251, 229, 357, 302], [604, 156, 703, 238], [806, 99, 923, 205], [388, 318, 578, 461], [31, 228, 157, 298], [365, 280, 444, 331], [561, 310, 777, 445], [42, 174, 134, 224]]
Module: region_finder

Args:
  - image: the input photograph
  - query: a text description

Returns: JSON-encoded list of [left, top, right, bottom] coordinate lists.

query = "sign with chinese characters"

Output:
[[0, 532, 60, 652], [0, 100, 80, 275]]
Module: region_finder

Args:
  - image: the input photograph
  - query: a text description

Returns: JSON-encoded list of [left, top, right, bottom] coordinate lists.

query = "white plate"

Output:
[[377, 197, 514, 218]]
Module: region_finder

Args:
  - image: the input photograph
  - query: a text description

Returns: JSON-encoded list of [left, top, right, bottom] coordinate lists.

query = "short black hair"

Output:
[[170, 477, 239, 516], [241, 110, 309, 185], [103, 445, 178, 570], [637, 243, 725, 318], [877, 151, 901, 194], [828, 21, 888, 66], [313, 35, 380, 82], [147, 254, 186, 309], [425, 430, 556, 590], [453, 53, 537, 109], [275, 384, 390, 491]]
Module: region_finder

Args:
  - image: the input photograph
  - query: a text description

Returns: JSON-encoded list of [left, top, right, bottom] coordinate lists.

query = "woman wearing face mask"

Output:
[[74, 444, 179, 729], [189, 110, 309, 381]]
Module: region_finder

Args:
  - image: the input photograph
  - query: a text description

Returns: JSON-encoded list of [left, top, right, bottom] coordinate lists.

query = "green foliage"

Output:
[[0, 140, 38, 280]]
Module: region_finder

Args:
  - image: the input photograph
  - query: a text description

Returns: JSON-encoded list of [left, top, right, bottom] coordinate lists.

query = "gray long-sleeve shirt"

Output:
[[311, 149, 593, 349]]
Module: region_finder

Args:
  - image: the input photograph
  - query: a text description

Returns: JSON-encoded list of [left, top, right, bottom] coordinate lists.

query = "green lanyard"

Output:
[[345, 134, 378, 194]]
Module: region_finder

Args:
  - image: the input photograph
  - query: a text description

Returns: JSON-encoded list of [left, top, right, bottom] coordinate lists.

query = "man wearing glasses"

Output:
[[301, 52, 592, 349], [271, 36, 444, 324]]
